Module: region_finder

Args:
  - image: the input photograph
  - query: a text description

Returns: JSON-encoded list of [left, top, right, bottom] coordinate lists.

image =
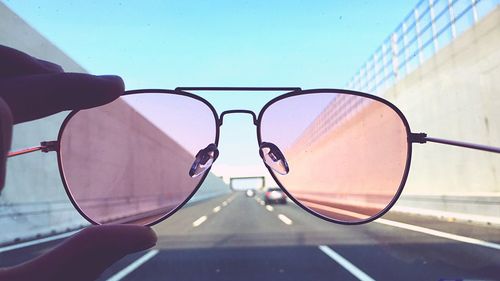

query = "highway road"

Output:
[[1, 192, 500, 281]]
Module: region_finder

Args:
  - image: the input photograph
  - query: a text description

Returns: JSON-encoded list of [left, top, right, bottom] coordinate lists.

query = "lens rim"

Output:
[[256, 88, 413, 225], [56, 89, 220, 226]]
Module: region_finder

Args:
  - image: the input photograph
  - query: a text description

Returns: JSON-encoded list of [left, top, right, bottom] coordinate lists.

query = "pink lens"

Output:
[[259, 92, 409, 223], [59, 93, 217, 225]]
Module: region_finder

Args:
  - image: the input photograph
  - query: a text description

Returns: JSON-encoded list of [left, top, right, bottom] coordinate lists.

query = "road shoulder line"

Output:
[[377, 218, 500, 251], [318, 245, 375, 281], [106, 249, 159, 281]]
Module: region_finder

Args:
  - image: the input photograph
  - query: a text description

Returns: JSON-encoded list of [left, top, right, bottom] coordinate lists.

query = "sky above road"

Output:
[[4, 0, 417, 183]]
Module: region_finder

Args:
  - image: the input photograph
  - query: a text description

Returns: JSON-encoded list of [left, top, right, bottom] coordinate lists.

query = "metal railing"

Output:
[[346, 0, 500, 94]]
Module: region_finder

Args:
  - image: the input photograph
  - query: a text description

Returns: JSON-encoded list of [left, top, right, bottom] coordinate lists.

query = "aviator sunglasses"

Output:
[[9, 87, 500, 226]]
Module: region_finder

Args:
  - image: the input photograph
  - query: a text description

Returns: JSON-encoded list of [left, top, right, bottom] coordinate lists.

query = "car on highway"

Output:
[[264, 187, 287, 205], [245, 189, 255, 197]]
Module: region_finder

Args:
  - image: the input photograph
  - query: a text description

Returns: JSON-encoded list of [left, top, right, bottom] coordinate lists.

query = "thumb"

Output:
[[1, 225, 157, 281]]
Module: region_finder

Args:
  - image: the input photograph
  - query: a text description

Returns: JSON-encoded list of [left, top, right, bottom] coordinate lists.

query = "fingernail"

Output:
[[144, 227, 158, 244], [98, 75, 125, 92], [99, 75, 123, 83]]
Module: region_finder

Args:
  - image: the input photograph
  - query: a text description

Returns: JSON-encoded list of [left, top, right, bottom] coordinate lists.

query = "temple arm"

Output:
[[9, 134, 500, 158], [7, 141, 58, 157], [411, 133, 500, 154]]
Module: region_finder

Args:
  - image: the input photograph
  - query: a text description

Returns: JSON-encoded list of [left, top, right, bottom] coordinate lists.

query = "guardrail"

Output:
[[346, 0, 500, 94]]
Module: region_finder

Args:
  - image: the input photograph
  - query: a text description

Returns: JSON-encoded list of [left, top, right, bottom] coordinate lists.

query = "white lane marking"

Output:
[[213, 206, 221, 213], [222, 201, 228, 206], [377, 218, 500, 251], [192, 216, 208, 227], [278, 214, 293, 225], [227, 193, 237, 201], [393, 205, 500, 225], [0, 230, 79, 254], [106, 249, 159, 281], [260, 201, 265, 206], [318, 245, 375, 281], [266, 205, 274, 212], [303, 201, 369, 220], [307, 201, 500, 251]]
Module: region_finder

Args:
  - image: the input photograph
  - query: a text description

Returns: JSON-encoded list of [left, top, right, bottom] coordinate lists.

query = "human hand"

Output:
[[0, 45, 157, 281]]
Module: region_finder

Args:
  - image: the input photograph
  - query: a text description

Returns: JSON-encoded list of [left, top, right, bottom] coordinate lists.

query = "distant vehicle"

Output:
[[245, 189, 255, 197], [264, 187, 287, 204]]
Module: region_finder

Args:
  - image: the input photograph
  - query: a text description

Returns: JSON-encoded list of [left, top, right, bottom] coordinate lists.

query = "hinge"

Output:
[[40, 141, 59, 153], [409, 132, 427, 144]]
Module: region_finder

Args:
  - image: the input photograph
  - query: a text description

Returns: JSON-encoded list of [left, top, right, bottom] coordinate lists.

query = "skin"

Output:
[[0, 45, 158, 281]]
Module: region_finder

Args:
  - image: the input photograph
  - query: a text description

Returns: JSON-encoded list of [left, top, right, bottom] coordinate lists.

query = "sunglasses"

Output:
[[8, 87, 500, 226]]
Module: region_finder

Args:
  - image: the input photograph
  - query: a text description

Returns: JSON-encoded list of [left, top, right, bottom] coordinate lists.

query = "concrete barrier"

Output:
[[383, 6, 500, 217], [0, 2, 229, 245], [262, 7, 500, 222], [263, 93, 408, 221]]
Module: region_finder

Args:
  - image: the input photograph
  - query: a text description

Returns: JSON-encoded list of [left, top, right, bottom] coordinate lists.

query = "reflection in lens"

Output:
[[59, 93, 217, 225], [260, 92, 409, 223]]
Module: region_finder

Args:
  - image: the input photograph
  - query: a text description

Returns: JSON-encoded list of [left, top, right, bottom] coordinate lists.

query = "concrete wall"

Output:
[[384, 6, 500, 216], [60, 98, 217, 225], [261, 7, 500, 220], [0, 2, 229, 245], [260, 93, 409, 221]]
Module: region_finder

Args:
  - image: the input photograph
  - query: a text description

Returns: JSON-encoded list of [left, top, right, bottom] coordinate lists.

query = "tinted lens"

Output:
[[259, 92, 409, 223], [59, 92, 217, 225]]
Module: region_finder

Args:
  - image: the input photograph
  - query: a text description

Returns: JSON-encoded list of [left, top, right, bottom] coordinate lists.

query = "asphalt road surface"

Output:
[[1, 192, 500, 281]]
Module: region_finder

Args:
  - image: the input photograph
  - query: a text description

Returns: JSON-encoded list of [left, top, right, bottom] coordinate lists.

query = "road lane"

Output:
[[1, 191, 500, 281], [100, 192, 500, 280], [269, 196, 500, 280], [99, 192, 366, 280]]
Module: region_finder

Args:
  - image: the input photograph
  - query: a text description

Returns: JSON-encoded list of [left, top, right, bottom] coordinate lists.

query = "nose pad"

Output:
[[189, 143, 219, 178], [259, 142, 289, 175]]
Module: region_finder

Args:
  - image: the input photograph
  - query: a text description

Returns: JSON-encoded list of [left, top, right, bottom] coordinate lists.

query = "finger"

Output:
[[0, 45, 64, 76], [0, 73, 124, 124], [0, 98, 13, 193], [1, 225, 157, 281], [35, 59, 64, 73]]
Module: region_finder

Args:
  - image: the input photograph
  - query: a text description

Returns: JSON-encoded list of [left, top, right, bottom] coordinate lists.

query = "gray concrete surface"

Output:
[[384, 6, 500, 216]]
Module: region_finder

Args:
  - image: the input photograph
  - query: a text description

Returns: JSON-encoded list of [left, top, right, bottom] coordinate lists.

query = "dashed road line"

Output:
[[106, 249, 159, 281], [318, 245, 375, 281], [265, 205, 274, 212], [222, 201, 228, 207], [278, 214, 293, 225], [213, 206, 221, 213], [192, 216, 208, 227]]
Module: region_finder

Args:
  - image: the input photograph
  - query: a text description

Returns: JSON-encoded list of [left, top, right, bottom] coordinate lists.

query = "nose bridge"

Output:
[[219, 110, 257, 126]]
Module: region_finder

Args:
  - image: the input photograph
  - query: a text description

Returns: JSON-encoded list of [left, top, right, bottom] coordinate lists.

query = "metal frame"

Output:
[[7, 87, 500, 226], [255, 88, 413, 225], [57, 89, 220, 227]]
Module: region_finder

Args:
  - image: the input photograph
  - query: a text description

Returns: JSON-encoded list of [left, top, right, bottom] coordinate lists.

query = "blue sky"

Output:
[[4, 1, 417, 89], [4, 0, 418, 182]]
